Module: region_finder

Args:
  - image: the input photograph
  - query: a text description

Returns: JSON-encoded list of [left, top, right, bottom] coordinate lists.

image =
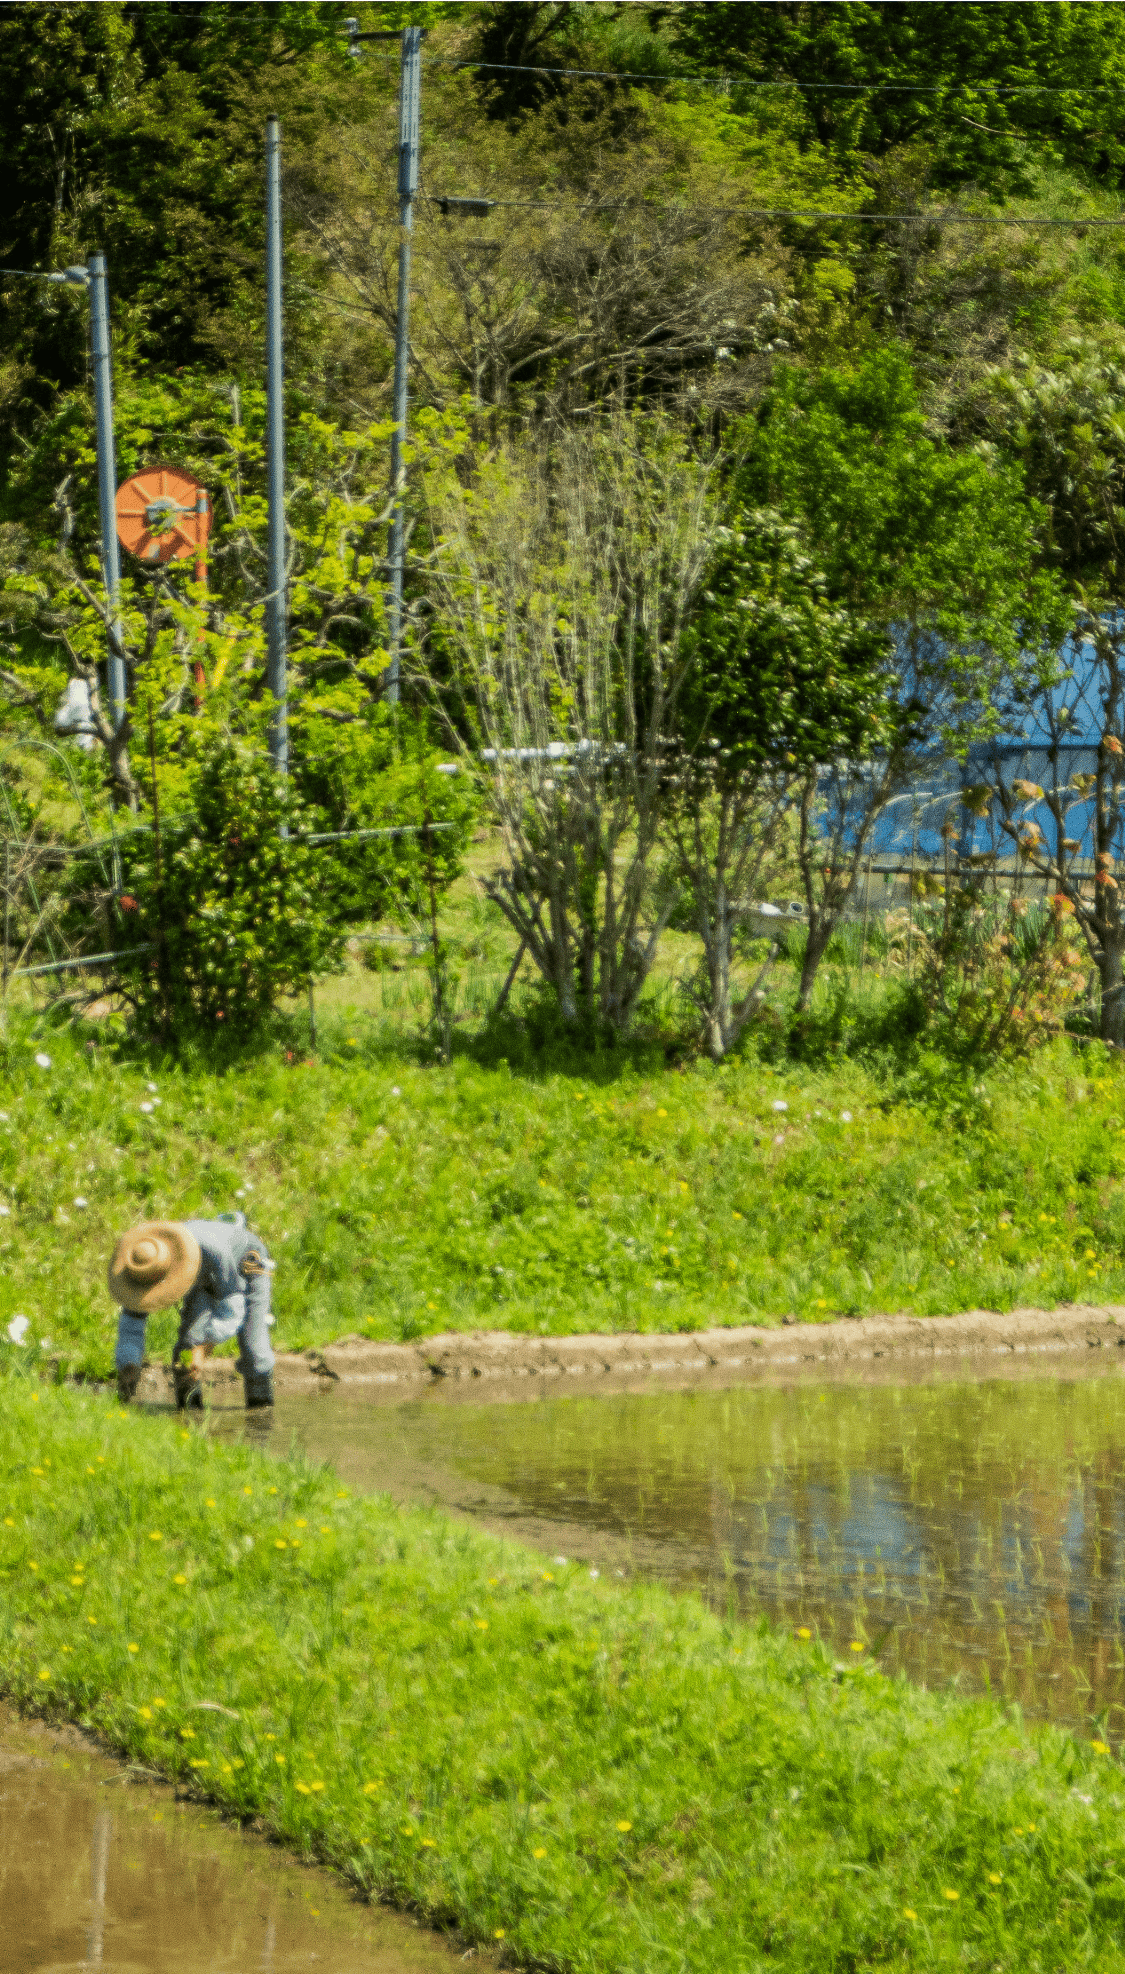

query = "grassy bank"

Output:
[[4, 1008, 1125, 1378], [3, 1377, 1125, 1973]]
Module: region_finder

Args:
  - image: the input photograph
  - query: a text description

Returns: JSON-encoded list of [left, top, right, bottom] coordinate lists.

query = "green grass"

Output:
[[4, 1376, 1125, 1973], [4, 998, 1125, 1377]]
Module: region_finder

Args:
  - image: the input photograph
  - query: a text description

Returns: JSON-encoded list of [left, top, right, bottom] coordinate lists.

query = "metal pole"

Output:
[[265, 116, 288, 774], [88, 253, 125, 731], [387, 26, 423, 705]]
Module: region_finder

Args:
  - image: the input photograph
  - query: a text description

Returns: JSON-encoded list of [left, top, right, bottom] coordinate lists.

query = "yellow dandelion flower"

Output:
[[295, 1519, 307, 1529], [36, 1667, 50, 1681], [1093, 1740, 1111, 1754], [127, 1643, 139, 1654], [274, 1540, 287, 1550], [189, 1759, 210, 1769], [204, 1498, 216, 1508], [27, 1560, 37, 1571], [401, 1824, 415, 1837], [904, 1908, 917, 1921], [797, 1628, 812, 1641], [988, 1873, 1003, 1885], [179, 1728, 195, 1740], [86, 1615, 96, 1625], [295, 1782, 311, 1795], [616, 1820, 632, 1833], [148, 1531, 163, 1542], [4, 1517, 13, 1526], [153, 1697, 166, 1709], [231, 1759, 244, 1770], [221, 1763, 232, 1774], [421, 1837, 436, 1849], [274, 1753, 286, 1765], [1027, 1822, 1036, 1832], [475, 1619, 489, 1631], [310, 1780, 325, 1792], [173, 1574, 187, 1586], [533, 1847, 546, 1859], [849, 1641, 865, 1653], [943, 1888, 959, 1902], [494, 1929, 506, 1940], [541, 1572, 554, 1583], [268, 1487, 278, 1495], [86, 1466, 96, 1475], [656, 1107, 668, 1118], [139, 1706, 152, 1720]]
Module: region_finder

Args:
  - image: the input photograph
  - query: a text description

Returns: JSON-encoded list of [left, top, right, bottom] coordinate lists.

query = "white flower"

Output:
[[73, 1197, 88, 1209], [391, 1086, 402, 1097], [774, 1132, 785, 1145], [0, 1112, 8, 1122], [840, 1111, 853, 1123], [589, 1568, 600, 1579], [235, 1189, 245, 1198], [771, 1099, 789, 1113], [146, 1082, 158, 1093], [653, 1279, 664, 1291], [554, 1556, 568, 1566], [139, 1102, 154, 1114], [6, 1315, 29, 1344], [39, 1338, 52, 1351], [34, 1052, 51, 1069], [0, 1205, 11, 1217], [152, 1098, 161, 1107]]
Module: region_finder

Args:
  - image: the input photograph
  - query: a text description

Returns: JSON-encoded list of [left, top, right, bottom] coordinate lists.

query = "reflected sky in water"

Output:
[[277, 1367, 1125, 1734]]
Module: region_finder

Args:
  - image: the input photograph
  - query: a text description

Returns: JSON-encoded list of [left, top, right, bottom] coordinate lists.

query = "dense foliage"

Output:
[[5, 2, 1125, 1044]]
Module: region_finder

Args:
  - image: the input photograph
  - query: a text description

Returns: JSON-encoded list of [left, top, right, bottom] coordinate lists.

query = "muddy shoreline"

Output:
[[131, 1300, 1125, 1406]]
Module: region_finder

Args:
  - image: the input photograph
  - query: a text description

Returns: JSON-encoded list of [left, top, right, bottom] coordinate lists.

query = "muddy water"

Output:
[[258, 1362, 1125, 1736], [0, 1707, 468, 1974]]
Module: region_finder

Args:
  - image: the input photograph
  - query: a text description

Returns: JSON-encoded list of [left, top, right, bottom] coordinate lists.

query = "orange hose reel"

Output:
[[115, 466, 210, 578]]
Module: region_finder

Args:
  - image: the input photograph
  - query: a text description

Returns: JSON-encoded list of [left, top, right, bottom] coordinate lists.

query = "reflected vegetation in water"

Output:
[[278, 1369, 1125, 1736], [0, 1709, 466, 1974]]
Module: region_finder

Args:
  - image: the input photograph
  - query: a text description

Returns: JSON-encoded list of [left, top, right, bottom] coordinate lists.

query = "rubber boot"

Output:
[[116, 1363, 141, 1404], [243, 1371, 275, 1410], [173, 1363, 204, 1412]]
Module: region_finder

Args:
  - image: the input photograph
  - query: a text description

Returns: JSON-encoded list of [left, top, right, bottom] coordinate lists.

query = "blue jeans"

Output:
[[115, 1290, 275, 1378]]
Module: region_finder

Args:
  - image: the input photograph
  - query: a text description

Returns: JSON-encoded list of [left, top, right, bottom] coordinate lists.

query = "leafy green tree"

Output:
[[666, 2, 1125, 195], [667, 511, 887, 1056], [710, 349, 1067, 1013]]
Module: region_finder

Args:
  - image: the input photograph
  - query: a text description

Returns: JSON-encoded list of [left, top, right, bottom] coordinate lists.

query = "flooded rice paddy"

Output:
[[269, 1360, 1125, 1737], [0, 1707, 471, 1974]]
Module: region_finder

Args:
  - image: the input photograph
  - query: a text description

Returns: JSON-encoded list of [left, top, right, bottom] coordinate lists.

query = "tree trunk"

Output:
[[796, 919, 832, 1013], [1100, 933, 1125, 1046]]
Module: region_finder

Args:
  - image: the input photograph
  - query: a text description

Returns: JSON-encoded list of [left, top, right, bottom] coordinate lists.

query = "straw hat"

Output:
[[107, 1221, 201, 1314]]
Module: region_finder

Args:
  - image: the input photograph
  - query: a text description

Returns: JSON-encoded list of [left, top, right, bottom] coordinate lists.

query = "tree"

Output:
[[957, 346, 1125, 1043], [721, 349, 1066, 1014], [665, 2, 1125, 196], [419, 401, 718, 1034], [666, 511, 887, 1056]]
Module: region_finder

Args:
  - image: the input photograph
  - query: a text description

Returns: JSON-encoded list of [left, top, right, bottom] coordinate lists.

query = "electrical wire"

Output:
[[425, 195, 1125, 230], [427, 61, 1125, 96]]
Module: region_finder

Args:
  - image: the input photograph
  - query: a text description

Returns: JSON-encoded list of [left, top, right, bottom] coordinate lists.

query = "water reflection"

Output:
[[275, 1368, 1125, 1733]]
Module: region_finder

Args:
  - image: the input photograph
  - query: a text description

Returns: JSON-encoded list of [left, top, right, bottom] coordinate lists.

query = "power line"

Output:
[[427, 195, 1125, 230], [431, 61, 1125, 97]]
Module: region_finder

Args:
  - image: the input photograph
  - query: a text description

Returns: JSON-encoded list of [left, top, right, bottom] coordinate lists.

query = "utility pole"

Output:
[[88, 253, 126, 731], [265, 115, 288, 774], [347, 20, 425, 704]]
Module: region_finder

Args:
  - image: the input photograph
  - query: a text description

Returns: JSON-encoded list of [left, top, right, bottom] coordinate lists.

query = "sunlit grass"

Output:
[[3, 1001, 1125, 1377], [5, 1378, 1125, 1971]]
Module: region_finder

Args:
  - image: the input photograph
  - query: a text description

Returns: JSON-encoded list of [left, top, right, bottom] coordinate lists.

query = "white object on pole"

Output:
[[54, 677, 96, 751], [88, 253, 126, 730], [265, 117, 288, 774]]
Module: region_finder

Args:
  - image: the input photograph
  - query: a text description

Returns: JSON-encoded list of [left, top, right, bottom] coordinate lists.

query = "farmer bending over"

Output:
[[109, 1213, 275, 1411]]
